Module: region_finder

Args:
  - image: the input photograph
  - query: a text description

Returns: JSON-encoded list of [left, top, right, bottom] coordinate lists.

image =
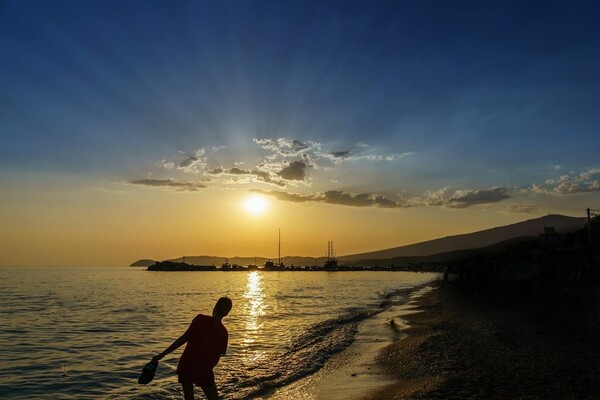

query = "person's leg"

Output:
[[181, 382, 194, 400], [200, 385, 219, 400]]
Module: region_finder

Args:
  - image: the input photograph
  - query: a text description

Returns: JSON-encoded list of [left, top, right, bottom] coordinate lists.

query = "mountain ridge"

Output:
[[130, 214, 587, 266], [342, 214, 586, 260]]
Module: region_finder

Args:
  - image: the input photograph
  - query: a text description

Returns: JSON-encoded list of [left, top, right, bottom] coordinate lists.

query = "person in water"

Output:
[[153, 297, 232, 400]]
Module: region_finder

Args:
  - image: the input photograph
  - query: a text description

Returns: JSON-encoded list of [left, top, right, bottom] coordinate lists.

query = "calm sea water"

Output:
[[0, 267, 437, 399]]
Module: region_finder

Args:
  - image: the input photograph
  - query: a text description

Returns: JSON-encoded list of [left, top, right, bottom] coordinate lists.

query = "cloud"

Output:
[[506, 204, 537, 213], [255, 185, 514, 210], [159, 159, 176, 169], [153, 138, 412, 192], [419, 188, 450, 207], [446, 187, 511, 208], [178, 148, 207, 173], [160, 148, 207, 174], [411, 187, 511, 208], [321, 191, 408, 208], [208, 167, 286, 187], [127, 179, 206, 191], [278, 161, 307, 181], [251, 189, 312, 203], [210, 160, 310, 186], [330, 150, 351, 159], [157, 140, 315, 187], [251, 170, 286, 187], [254, 189, 410, 208], [352, 153, 412, 162], [253, 137, 409, 168], [327, 151, 352, 163], [530, 168, 600, 195], [253, 138, 320, 159], [253, 138, 320, 173], [228, 167, 250, 175], [320, 148, 410, 165]]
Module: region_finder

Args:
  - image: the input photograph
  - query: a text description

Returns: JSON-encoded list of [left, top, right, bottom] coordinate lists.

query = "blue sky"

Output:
[[2, 0, 600, 211]]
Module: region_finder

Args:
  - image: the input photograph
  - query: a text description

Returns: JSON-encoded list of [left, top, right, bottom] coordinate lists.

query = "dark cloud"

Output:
[[161, 148, 207, 174], [329, 150, 351, 159], [277, 161, 306, 181], [178, 156, 198, 168], [446, 187, 510, 208], [291, 140, 309, 151], [228, 167, 251, 175], [206, 162, 307, 187], [254, 189, 409, 208], [322, 191, 408, 208], [127, 179, 206, 191]]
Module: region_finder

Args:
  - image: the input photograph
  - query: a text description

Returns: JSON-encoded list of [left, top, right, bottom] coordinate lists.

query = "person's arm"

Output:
[[221, 331, 228, 356], [152, 330, 189, 362]]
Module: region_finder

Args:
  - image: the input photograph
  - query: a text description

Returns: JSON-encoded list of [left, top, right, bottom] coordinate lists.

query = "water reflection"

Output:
[[0, 268, 438, 399], [243, 271, 265, 344]]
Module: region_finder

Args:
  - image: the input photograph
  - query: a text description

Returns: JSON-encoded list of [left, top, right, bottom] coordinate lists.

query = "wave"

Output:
[[220, 284, 422, 399]]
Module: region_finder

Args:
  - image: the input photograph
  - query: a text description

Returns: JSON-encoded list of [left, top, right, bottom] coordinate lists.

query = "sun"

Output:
[[243, 195, 269, 215]]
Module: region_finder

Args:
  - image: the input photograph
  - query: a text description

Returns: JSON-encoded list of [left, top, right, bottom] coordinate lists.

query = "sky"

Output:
[[1, 0, 599, 266]]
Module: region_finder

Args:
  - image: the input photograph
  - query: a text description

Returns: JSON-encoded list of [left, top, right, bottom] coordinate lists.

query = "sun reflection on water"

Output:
[[242, 271, 265, 352]]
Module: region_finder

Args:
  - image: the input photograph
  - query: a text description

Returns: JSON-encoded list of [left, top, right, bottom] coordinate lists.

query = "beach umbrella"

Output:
[[500, 261, 539, 281]]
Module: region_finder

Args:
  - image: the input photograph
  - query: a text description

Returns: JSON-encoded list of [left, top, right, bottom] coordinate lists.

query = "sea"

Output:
[[0, 267, 438, 399]]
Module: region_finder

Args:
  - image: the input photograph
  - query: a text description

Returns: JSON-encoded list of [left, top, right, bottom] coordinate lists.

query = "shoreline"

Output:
[[263, 285, 436, 400], [145, 261, 441, 272], [362, 281, 600, 399], [241, 278, 440, 400]]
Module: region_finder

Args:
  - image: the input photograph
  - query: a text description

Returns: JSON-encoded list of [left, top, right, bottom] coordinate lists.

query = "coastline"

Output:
[[362, 281, 600, 399], [263, 285, 436, 400]]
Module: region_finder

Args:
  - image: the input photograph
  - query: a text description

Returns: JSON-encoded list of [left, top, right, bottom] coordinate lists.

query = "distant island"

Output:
[[131, 214, 591, 271], [130, 259, 157, 267]]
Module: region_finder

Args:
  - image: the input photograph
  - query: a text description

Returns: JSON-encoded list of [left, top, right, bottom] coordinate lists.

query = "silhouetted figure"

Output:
[[153, 297, 233, 400]]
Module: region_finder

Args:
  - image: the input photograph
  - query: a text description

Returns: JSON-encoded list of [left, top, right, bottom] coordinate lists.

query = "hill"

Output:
[[348, 236, 536, 267], [130, 259, 157, 267], [342, 214, 586, 261], [129, 214, 587, 267]]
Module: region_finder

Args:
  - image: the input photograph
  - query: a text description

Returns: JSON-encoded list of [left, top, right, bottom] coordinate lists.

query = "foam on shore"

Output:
[[262, 286, 435, 400]]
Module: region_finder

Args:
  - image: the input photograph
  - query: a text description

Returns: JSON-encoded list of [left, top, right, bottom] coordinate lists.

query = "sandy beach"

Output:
[[363, 281, 600, 400]]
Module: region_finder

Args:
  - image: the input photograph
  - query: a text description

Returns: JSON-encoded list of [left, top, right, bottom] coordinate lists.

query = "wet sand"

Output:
[[266, 287, 435, 400], [363, 281, 600, 400]]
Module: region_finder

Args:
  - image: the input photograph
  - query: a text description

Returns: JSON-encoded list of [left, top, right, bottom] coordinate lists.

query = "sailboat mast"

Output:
[[278, 228, 281, 266]]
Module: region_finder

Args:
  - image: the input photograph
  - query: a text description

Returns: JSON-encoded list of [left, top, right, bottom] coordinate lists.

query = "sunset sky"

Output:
[[1, 1, 599, 266]]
